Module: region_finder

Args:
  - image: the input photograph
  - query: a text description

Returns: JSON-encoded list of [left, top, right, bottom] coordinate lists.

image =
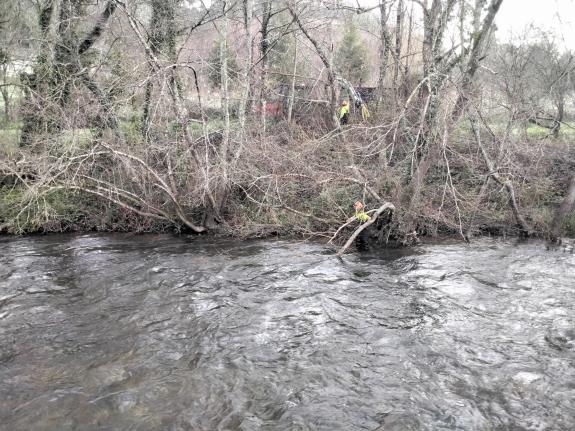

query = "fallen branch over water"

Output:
[[328, 209, 377, 244], [337, 202, 395, 256]]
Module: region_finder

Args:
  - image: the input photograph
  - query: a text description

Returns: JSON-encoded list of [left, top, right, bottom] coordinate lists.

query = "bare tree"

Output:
[[4, 0, 574, 248], [377, 0, 392, 106], [20, 0, 119, 144]]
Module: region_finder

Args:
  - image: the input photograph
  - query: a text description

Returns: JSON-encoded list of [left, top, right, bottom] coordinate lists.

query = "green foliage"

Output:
[[149, 0, 177, 56], [0, 187, 87, 234], [268, 34, 306, 85], [104, 47, 131, 102], [119, 120, 141, 143], [524, 123, 575, 137], [207, 41, 239, 88], [0, 185, 167, 234], [335, 23, 370, 85], [564, 213, 575, 237]]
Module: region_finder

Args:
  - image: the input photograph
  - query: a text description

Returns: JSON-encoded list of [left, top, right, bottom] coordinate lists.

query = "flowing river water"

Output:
[[0, 234, 574, 430]]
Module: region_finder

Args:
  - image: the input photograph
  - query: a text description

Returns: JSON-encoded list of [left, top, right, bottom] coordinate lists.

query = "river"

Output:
[[0, 234, 574, 430]]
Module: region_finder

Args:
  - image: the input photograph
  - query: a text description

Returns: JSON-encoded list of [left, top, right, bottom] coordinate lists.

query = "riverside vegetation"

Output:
[[1, 0, 574, 247]]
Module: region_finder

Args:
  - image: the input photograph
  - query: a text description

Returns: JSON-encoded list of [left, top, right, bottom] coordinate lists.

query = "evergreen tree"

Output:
[[335, 23, 369, 86], [207, 41, 239, 88], [268, 32, 307, 86]]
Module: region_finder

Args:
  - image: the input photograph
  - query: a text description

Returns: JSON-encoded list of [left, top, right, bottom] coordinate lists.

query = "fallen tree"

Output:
[[336, 202, 396, 256]]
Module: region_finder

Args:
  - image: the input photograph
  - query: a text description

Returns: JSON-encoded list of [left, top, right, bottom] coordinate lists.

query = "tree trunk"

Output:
[[469, 113, 531, 236], [21, 0, 119, 145], [452, 0, 504, 118], [259, 1, 272, 130], [288, 6, 339, 129], [80, 71, 119, 134], [404, 0, 503, 236], [142, 0, 177, 141], [120, 2, 217, 232], [466, 175, 491, 239], [393, 0, 403, 105], [238, 0, 254, 129], [377, 0, 391, 106], [142, 80, 153, 140], [20, 0, 56, 145], [550, 174, 575, 241], [204, 9, 231, 229], [0, 82, 10, 123], [403, 2, 413, 84], [552, 97, 564, 138], [220, 13, 231, 154], [287, 34, 298, 123], [417, 0, 458, 161]]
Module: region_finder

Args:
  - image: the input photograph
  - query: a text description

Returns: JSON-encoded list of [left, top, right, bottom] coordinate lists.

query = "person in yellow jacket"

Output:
[[338, 100, 350, 125], [353, 201, 371, 222], [361, 103, 370, 121], [352, 200, 371, 251]]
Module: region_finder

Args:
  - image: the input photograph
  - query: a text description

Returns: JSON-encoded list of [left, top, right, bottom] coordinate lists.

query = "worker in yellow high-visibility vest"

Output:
[[361, 103, 370, 122], [353, 201, 371, 222], [338, 100, 350, 125]]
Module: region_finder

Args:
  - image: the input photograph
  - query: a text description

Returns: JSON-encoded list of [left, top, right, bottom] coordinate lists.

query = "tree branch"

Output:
[[337, 203, 395, 256]]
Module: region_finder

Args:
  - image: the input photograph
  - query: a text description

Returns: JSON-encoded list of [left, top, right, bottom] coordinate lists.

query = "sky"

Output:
[[495, 0, 575, 49], [354, 0, 575, 50]]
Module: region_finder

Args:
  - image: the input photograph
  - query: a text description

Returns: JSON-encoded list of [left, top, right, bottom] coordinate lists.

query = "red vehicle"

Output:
[[253, 101, 284, 119]]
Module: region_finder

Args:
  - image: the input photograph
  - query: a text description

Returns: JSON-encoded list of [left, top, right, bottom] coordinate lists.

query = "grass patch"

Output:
[[187, 118, 242, 134], [523, 123, 575, 137]]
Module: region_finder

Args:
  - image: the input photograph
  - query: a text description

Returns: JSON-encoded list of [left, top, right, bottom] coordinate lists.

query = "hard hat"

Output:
[[341, 100, 348, 106]]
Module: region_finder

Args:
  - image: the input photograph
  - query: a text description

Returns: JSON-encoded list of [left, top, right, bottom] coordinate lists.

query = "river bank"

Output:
[[2, 122, 575, 241], [1, 186, 573, 243]]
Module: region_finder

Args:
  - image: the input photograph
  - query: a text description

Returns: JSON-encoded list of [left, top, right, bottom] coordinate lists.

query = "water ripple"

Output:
[[0, 234, 573, 430]]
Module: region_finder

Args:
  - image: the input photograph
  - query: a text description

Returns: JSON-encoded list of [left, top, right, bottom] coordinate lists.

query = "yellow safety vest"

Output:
[[338, 104, 349, 118], [361, 104, 370, 121], [355, 210, 370, 222]]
